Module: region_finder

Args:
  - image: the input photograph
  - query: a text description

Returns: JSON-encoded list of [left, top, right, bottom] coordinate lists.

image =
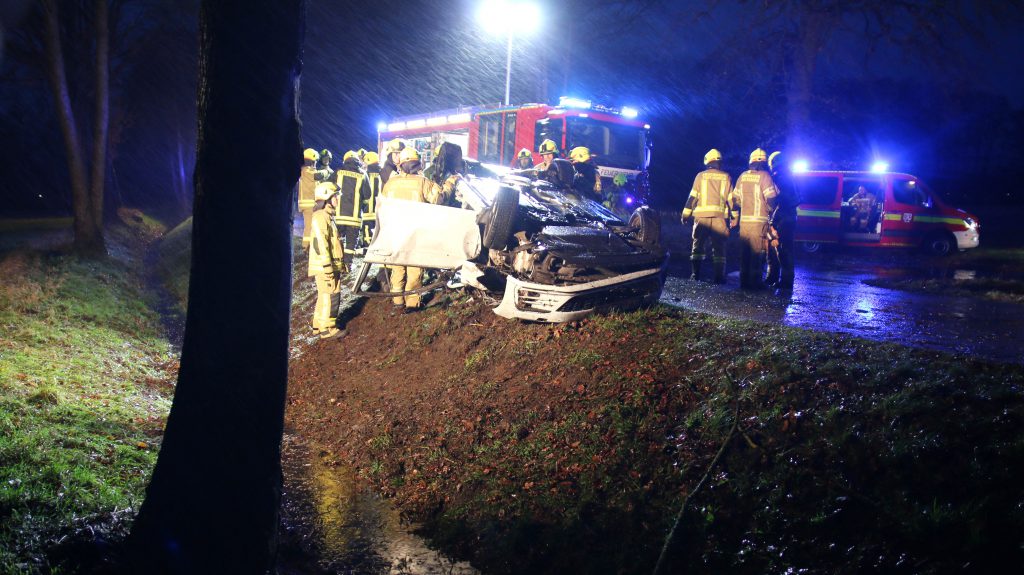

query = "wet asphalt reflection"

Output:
[[660, 251, 1024, 364]]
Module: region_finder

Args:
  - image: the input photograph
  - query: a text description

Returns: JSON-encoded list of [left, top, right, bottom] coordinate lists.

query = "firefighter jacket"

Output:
[[573, 160, 602, 199], [307, 204, 343, 277], [729, 169, 779, 224], [381, 158, 399, 186], [333, 158, 371, 229], [298, 164, 318, 211], [682, 168, 732, 221], [382, 166, 443, 205], [362, 165, 382, 221], [769, 169, 798, 227]]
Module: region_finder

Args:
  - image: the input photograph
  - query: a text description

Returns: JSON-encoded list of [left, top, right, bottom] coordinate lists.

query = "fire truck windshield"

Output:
[[566, 117, 646, 170]]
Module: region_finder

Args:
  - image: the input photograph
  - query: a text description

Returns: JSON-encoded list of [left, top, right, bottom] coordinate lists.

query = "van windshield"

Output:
[[566, 117, 646, 170], [892, 178, 931, 208]]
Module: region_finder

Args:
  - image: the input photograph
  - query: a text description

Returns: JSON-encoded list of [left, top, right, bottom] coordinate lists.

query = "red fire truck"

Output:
[[376, 97, 653, 206]]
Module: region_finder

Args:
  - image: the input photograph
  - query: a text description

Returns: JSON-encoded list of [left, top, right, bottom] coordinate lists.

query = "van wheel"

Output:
[[628, 206, 661, 248], [800, 241, 821, 254], [923, 232, 955, 256], [482, 186, 519, 250]]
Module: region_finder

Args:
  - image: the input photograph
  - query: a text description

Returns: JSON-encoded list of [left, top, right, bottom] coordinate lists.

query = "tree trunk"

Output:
[[785, 9, 828, 155], [126, 1, 304, 573], [90, 0, 110, 232], [41, 0, 105, 256]]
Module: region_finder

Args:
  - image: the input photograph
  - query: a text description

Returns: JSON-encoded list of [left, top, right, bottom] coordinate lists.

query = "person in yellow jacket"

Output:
[[332, 150, 372, 268], [298, 148, 320, 250], [380, 147, 443, 312], [728, 148, 779, 289], [361, 151, 382, 247], [308, 182, 346, 339], [682, 148, 732, 283]]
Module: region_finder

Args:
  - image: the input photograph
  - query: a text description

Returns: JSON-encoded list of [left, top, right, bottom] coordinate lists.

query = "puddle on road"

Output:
[[278, 434, 478, 575]]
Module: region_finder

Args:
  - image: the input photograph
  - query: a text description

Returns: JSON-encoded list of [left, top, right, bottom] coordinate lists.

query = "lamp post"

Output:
[[478, 0, 540, 106]]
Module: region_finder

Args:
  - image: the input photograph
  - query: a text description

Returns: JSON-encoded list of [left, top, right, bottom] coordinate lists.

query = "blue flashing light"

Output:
[[871, 161, 889, 173], [621, 106, 639, 118], [559, 96, 592, 109], [792, 159, 810, 173], [625, 196, 635, 205], [376, 122, 387, 132]]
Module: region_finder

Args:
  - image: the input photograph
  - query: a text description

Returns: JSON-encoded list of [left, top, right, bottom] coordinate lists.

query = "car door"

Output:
[[793, 173, 841, 247], [362, 197, 482, 269]]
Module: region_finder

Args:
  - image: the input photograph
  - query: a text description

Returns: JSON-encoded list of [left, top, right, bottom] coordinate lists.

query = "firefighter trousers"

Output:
[[312, 272, 341, 331], [388, 265, 422, 308], [300, 207, 314, 250], [691, 217, 728, 281], [738, 222, 768, 289], [339, 223, 360, 267], [765, 222, 795, 289]]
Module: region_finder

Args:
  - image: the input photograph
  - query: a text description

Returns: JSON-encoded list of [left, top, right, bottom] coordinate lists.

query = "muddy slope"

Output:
[[286, 287, 1024, 574]]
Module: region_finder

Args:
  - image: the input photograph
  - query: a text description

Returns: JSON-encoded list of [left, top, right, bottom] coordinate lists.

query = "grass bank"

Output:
[[864, 248, 1024, 303], [0, 222, 176, 573]]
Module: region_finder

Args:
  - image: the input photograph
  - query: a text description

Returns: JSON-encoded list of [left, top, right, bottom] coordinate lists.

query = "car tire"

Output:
[[800, 241, 821, 254], [482, 186, 519, 250], [922, 232, 954, 256], [628, 206, 661, 248]]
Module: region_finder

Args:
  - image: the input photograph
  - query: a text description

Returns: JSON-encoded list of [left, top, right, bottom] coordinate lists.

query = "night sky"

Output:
[[2, 0, 1022, 217]]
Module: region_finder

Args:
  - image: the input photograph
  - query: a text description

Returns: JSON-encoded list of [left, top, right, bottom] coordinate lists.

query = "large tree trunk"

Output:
[[785, 9, 828, 154], [41, 0, 105, 256], [127, 1, 304, 573], [89, 0, 110, 231]]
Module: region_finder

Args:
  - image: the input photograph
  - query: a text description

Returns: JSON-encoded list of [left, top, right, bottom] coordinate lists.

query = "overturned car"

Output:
[[352, 161, 667, 322]]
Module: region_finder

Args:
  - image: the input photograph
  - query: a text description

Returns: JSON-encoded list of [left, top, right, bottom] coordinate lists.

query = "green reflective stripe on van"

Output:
[[797, 208, 840, 218], [883, 213, 965, 226]]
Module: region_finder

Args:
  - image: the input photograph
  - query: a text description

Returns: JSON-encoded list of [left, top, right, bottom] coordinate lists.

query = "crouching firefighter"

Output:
[[682, 148, 732, 283], [333, 151, 371, 269], [308, 182, 346, 340]]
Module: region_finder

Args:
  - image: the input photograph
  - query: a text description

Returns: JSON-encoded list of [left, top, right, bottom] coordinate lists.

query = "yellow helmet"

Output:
[[569, 146, 591, 163], [314, 181, 338, 201], [538, 139, 559, 155], [749, 148, 768, 164], [303, 148, 320, 162], [343, 150, 359, 162], [517, 148, 532, 159], [363, 151, 379, 165], [384, 138, 405, 154], [704, 148, 722, 165], [399, 147, 420, 163]]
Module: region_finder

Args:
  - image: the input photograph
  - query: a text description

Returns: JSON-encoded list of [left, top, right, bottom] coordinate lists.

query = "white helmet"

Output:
[[314, 181, 338, 202]]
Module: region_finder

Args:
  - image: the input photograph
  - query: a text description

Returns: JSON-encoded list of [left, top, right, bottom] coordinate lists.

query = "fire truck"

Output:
[[376, 97, 653, 206]]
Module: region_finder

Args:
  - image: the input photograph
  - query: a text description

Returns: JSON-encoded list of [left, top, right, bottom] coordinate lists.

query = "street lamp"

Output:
[[478, 0, 541, 106]]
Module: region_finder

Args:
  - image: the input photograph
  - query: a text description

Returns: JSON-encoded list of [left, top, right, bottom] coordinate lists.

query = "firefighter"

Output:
[[427, 141, 465, 207], [514, 148, 533, 170], [848, 185, 877, 232], [308, 181, 345, 340], [569, 146, 602, 200], [766, 151, 797, 291], [361, 151, 382, 247], [380, 147, 444, 312], [318, 149, 335, 182], [298, 148, 320, 250], [535, 139, 560, 172], [729, 148, 779, 289], [682, 148, 732, 283], [333, 150, 372, 268], [380, 138, 405, 185]]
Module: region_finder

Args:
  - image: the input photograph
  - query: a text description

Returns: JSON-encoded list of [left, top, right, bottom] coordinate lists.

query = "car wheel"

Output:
[[923, 232, 954, 256], [482, 186, 519, 250], [800, 241, 821, 254], [628, 206, 661, 248]]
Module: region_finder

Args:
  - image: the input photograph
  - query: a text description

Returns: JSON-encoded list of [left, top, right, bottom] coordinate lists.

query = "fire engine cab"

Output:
[[377, 97, 653, 207]]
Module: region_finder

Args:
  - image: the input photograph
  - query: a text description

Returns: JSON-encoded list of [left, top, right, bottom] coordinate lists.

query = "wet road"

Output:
[[659, 252, 1024, 365]]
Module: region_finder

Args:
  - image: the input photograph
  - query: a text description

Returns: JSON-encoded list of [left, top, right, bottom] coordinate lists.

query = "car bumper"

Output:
[[954, 229, 980, 250], [493, 267, 666, 322]]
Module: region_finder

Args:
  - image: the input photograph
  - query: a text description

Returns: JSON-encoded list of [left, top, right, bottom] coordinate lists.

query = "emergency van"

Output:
[[376, 97, 653, 207], [791, 170, 980, 255]]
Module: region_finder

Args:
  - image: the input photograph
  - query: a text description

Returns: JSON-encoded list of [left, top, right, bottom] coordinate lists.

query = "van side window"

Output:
[[478, 114, 501, 164], [892, 179, 929, 207], [792, 176, 839, 205]]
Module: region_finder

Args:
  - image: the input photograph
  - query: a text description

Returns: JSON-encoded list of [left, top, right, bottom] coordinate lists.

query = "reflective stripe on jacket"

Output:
[[729, 169, 778, 224], [381, 172, 442, 205], [298, 166, 318, 210], [682, 168, 732, 220], [334, 168, 369, 228], [307, 207, 343, 277]]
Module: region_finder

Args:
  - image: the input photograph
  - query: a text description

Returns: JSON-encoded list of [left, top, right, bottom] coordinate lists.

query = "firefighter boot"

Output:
[[712, 260, 726, 284], [690, 260, 701, 281]]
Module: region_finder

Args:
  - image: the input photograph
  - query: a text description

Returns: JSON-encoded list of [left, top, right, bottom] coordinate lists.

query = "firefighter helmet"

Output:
[[303, 148, 320, 162], [399, 147, 420, 163], [343, 150, 359, 162], [384, 138, 405, 154], [363, 151, 379, 165], [749, 148, 768, 164], [314, 181, 339, 201], [320, 149, 333, 162], [768, 151, 782, 171], [538, 139, 559, 155], [704, 148, 722, 165], [517, 148, 532, 159], [357, 148, 367, 159], [569, 146, 591, 163]]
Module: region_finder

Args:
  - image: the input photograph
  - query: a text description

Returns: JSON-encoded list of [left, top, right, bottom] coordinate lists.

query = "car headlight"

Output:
[[963, 216, 977, 229]]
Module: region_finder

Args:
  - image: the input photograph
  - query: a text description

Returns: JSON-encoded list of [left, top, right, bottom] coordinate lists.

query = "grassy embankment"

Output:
[[0, 219, 176, 573], [864, 247, 1024, 303]]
